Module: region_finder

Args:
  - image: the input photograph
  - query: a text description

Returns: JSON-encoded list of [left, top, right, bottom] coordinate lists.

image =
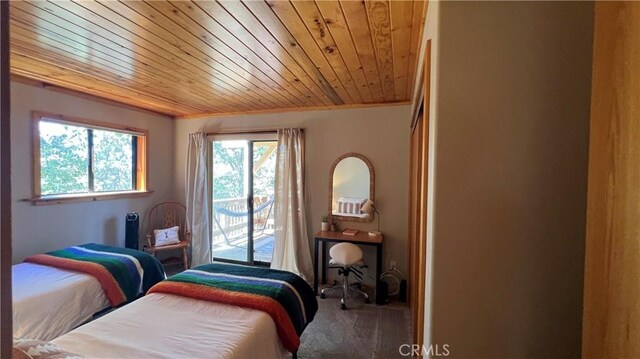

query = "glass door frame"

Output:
[[207, 133, 277, 267]]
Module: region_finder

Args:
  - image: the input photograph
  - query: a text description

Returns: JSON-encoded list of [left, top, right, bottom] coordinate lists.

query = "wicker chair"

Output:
[[145, 202, 190, 270]]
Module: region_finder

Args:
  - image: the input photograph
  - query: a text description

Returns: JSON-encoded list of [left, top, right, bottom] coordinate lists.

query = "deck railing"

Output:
[[212, 196, 274, 245]]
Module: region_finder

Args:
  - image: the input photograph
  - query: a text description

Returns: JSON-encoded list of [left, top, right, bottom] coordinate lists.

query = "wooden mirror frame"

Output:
[[328, 152, 375, 223]]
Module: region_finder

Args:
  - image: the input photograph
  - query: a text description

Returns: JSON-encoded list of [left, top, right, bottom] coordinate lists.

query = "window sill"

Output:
[[23, 190, 154, 206]]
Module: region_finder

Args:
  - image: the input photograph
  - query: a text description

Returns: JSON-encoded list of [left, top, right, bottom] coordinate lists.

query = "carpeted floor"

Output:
[[293, 297, 411, 359]]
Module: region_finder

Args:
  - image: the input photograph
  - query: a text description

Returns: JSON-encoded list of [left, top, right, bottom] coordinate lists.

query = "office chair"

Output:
[[320, 242, 370, 310]]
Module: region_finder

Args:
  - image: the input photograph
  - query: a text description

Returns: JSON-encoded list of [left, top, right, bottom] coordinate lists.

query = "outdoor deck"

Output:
[[212, 232, 275, 263]]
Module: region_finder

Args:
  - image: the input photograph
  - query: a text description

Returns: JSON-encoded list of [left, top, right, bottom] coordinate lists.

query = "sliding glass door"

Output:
[[210, 136, 277, 265]]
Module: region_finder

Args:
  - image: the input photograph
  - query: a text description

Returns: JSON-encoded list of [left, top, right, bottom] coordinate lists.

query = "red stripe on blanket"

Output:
[[149, 281, 300, 352], [24, 254, 127, 307]]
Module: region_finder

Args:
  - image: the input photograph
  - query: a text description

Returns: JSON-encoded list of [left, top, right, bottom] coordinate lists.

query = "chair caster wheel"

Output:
[[341, 303, 346, 310], [320, 293, 326, 299], [365, 298, 371, 304]]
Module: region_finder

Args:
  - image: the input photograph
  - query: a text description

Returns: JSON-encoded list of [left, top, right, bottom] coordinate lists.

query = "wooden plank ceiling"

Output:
[[9, 1, 427, 118]]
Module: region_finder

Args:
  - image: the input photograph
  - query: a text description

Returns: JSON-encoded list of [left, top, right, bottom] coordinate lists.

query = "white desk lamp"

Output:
[[361, 199, 381, 237]]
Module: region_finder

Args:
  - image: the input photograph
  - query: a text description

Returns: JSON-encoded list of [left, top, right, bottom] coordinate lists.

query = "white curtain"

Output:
[[271, 129, 314, 282], [185, 132, 211, 267]]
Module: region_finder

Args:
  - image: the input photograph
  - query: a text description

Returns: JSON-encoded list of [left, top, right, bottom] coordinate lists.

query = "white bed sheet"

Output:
[[12, 263, 110, 340], [52, 293, 288, 359]]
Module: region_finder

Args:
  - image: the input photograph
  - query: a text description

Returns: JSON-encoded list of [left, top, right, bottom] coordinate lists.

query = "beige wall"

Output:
[[173, 105, 412, 277], [10, 81, 175, 262], [428, 1, 593, 357]]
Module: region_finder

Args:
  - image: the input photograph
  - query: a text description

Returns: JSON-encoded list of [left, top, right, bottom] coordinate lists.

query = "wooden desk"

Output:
[[313, 231, 384, 304]]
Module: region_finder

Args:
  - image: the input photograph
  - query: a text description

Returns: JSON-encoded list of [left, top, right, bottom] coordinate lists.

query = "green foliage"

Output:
[[93, 130, 133, 192], [40, 122, 89, 195], [253, 143, 276, 198], [212, 141, 245, 199], [39, 121, 134, 195], [212, 141, 276, 200]]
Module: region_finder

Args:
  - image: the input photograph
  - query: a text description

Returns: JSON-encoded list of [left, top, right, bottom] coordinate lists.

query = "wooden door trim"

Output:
[[410, 39, 431, 352], [582, 3, 640, 358]]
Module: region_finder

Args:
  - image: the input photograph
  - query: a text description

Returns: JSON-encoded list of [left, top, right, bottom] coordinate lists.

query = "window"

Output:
[[32, 112, 149, 203]]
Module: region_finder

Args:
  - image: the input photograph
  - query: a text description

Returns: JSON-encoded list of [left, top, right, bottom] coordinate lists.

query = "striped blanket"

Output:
[[148, 263, 318, 353], [24, 243, 165, 307]]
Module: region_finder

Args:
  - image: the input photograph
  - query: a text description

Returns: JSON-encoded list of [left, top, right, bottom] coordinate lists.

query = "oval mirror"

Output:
[[329, 153, 374, 222]]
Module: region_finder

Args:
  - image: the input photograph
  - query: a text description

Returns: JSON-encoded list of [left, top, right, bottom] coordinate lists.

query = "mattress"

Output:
[[12, 263, 110, 340], [51, 293, 288, 359]]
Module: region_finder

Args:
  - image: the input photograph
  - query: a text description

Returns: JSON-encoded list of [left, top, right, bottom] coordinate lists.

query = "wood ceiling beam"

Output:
[[12, 2, 242, 113], [291, 0, 371, 103], [7, 0, 428, 117], [86, 0, 276, 110], [406, 0, 428, 100], [176, 100, 411, 121], [390, 0, 413, 101], [216, 0, 335, 106], [243, 0, 345, 105], [135, 0, 297, 109], [365, 1, 396, 101], [267, 0, 358, 104], [11, 54, 189, 116], [191, 0, 320, 107], [25, 0, 262, 112], [167, 0, 308, 108], [10, 23, 226, 113], [12, 74, 175, 118], [338, 1, 386, 102]]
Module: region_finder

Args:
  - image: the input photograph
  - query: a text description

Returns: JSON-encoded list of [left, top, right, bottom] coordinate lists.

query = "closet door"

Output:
[[409, 111, 426, 347], [410, 39, 431, 350], [583, 2, 640, 358]]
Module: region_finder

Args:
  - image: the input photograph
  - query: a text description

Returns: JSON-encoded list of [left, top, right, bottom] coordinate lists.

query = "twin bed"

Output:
[[12, 243, 317, 358], [52, 292, 289, 358], [13, 262, 109, 340], [13, 243, 165, 341]]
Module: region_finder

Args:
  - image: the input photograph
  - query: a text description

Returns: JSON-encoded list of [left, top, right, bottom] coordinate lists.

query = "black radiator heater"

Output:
[[125, 212, 139, 250]]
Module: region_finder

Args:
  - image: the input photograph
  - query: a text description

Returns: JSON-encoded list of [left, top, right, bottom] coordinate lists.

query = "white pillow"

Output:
[[154, 226, 180, 247]]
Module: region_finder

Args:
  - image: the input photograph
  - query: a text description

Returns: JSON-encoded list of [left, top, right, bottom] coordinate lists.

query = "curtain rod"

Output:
[[205, 129, 304, 136]]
